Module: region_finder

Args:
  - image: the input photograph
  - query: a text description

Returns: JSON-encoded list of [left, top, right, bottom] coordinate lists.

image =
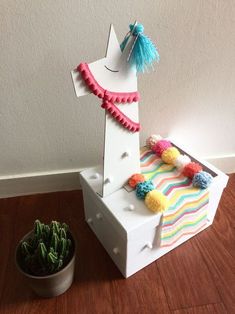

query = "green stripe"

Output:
[[161, 214, 207, 240], [169, 189, 204, 211], [141, 161, 164, 175], [162, 200, 209, 226], [149, 168, 175, 181], [140, 151, 153, 162]]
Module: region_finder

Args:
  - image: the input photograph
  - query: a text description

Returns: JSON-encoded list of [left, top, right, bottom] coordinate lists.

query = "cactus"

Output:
[[20, 219, 73, 276]]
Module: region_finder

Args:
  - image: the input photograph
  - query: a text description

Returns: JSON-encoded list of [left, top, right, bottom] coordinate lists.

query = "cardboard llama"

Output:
[[72, 24, 140, 197], [71, 23, 228, 277]]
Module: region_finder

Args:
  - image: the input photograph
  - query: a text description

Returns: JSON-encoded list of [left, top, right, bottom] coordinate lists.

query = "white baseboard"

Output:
[[204, 155, 235, 174], [0, 154, 234, 199], [0, 169, 83, 199]]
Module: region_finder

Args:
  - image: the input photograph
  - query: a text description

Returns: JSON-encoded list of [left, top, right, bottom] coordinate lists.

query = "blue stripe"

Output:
[[163, 200, 209, 226], [169, 189, 204, 211]]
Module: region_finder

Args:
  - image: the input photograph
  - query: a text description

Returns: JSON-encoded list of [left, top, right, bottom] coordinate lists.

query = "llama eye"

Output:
[[104, 65, 119, 73]]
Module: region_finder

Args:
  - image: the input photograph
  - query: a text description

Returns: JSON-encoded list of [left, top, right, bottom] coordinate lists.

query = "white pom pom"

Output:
[[174, 154, 191, 170], [146, 134, 162, 149]]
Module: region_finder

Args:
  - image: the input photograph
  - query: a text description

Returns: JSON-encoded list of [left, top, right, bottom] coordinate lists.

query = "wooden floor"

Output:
[[0, 175, 234, 314]]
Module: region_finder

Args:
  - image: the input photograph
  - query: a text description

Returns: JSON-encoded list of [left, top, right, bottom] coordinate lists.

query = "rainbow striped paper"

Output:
[[140, 147, 209, 248]]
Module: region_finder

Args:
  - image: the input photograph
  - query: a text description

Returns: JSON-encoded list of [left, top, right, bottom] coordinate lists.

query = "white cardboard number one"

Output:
[[71, 24, 140, 197]]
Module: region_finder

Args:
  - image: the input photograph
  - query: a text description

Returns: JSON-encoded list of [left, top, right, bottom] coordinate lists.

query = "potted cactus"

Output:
[[15, 219, 75, 297]]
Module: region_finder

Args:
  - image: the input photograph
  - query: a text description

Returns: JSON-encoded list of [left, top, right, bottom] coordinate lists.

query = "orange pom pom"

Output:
[[128, 174, 145, 188], [183, 162, 202, 179]]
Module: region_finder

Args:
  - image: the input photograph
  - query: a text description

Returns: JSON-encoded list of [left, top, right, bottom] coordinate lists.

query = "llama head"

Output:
[[71, 24, 139, 97]]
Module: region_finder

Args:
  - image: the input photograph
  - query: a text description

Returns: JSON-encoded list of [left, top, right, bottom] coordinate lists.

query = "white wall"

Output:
[[1, 0, 235, 183]]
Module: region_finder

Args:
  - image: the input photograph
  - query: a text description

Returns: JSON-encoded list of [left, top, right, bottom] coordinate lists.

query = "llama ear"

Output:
[[105, 24, 122, 60]]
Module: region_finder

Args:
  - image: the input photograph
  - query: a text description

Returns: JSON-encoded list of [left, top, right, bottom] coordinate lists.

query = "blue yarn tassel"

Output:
[[120, 34, 130, 52], [121, 23, 160, 73]]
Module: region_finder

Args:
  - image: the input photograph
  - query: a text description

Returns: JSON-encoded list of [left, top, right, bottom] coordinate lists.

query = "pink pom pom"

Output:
[[146, 134, 162, 149], [152, 140, 172, 157]]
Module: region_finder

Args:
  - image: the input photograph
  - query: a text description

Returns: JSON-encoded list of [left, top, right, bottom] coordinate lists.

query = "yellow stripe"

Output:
[[161, 222, 207, 247], [144, 164, 176, 179], [161, 213, 207, 238], [163, 206, 208, 231], [163, 192, 209, 223], [168, 187, 203, 206]]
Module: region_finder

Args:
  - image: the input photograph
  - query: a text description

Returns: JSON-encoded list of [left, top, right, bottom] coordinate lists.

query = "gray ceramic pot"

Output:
[[15, 231, 75, 298]]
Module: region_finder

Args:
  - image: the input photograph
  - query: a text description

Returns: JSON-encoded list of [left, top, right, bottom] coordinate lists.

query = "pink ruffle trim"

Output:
[[77, 63, 141, 132], [101, 101, 141, 132], [77, 63, 140, 103]]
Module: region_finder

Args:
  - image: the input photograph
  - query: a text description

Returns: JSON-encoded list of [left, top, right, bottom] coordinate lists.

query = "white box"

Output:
[[80, 140, 228, 278]]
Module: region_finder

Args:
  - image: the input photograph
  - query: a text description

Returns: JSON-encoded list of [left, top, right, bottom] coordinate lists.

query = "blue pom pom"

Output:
[[192, 171, 213, 189], [129, 23, 144, 35], [129, 23, 159, 73], [120, 24, 144, 52], [136, 180, 155, 199]]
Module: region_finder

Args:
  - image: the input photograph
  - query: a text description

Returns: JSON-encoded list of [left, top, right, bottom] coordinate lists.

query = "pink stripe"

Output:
[[156, 174, 184, 189], [161, 222, 207, 248], [162, 201, 208, 228], [140, 150, 152, 160], [165, 180, 192, 196], [141, 156, 161, 168]]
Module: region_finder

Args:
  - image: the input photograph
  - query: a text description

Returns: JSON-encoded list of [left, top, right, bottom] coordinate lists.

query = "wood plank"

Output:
[[214, 174, 235, 230], [0, 197, 19, 302], [110, 262, 170, 314], [227, 174, 235, 198], [194, 221, 235, 313], [157, 240, 221, 310], [0, 214, 13, 304], [211, 202, 235, 259], [173, 302, 227, 314]]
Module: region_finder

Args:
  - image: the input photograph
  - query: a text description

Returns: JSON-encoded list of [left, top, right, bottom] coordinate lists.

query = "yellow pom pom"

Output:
[[145, 190, 169, 213], [161, 147, 180, 164]]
